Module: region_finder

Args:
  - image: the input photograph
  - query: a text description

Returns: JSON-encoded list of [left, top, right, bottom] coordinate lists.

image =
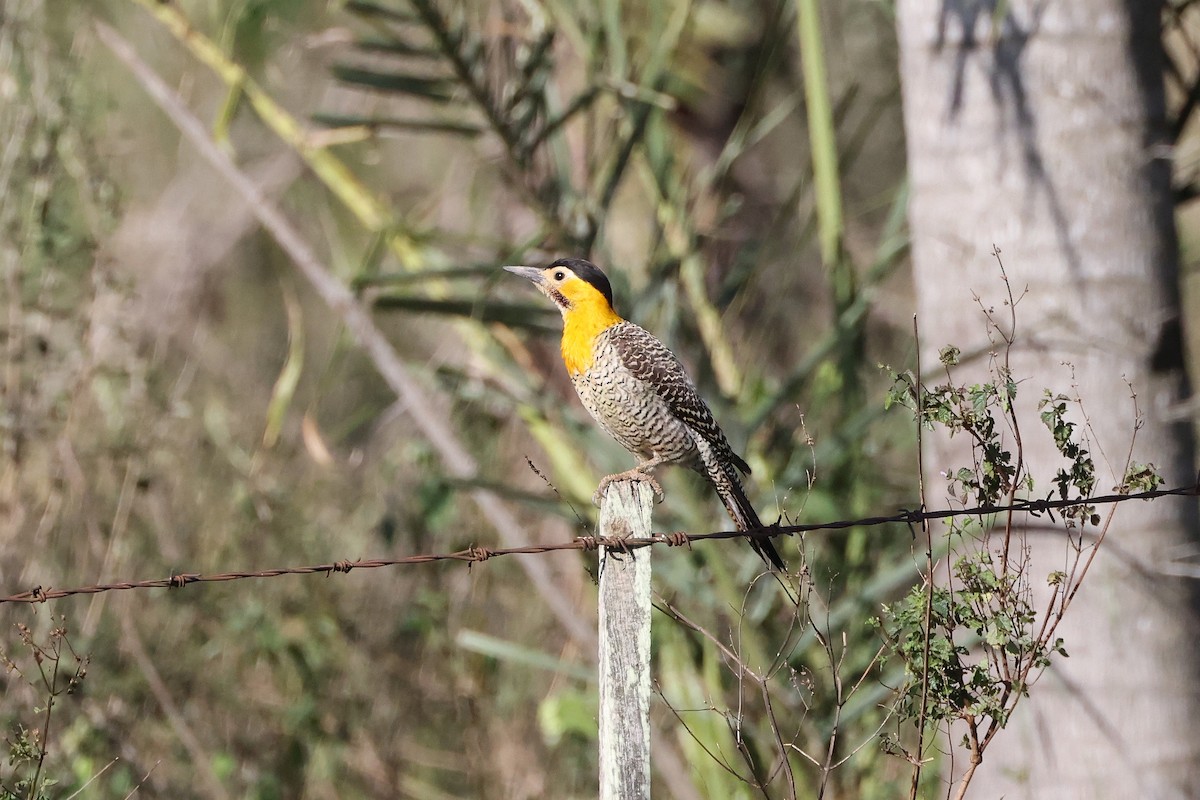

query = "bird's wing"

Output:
[[607, 322, 751, 475]]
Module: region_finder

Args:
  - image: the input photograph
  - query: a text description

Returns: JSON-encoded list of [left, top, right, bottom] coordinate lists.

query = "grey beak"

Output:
[[503, 265, 545, 284]]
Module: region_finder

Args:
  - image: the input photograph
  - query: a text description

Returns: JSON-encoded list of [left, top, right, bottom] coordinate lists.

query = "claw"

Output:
[[593, 468, 665, 506]]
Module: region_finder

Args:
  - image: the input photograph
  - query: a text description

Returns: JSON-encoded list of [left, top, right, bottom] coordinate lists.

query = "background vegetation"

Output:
[[0, 0, 1196, 797]]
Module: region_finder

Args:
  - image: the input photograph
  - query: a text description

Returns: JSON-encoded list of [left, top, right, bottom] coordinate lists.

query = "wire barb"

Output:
[[661, 532, 691, 549], [468, 546, 494, 562]]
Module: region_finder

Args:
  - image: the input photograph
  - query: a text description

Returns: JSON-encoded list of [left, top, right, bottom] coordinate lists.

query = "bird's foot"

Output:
[[593, 468, 665, 507]]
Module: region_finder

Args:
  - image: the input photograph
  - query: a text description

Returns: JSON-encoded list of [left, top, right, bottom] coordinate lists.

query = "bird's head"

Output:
[[504, 258, 615, 316]]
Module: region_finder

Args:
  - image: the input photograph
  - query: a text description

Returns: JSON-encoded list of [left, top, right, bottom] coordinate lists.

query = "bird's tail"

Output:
[[713, 468, 786, 571]]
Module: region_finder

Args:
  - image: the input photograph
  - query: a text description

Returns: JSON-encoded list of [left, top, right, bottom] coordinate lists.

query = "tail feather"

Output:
[[713, 468, 786, 571]]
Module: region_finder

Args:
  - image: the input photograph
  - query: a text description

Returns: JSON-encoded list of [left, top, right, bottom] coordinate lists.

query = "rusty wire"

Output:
[[3, 481, 1196, 605]]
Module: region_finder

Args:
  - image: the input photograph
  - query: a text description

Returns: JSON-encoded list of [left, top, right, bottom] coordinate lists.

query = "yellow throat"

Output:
[[560, 292, 623, 376]]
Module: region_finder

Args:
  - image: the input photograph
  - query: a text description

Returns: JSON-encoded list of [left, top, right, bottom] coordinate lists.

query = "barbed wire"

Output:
[[3, 481, 1196, 605]]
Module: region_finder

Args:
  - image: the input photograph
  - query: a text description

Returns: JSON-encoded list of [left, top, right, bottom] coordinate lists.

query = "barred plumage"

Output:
[[504, 259, 785, 570]]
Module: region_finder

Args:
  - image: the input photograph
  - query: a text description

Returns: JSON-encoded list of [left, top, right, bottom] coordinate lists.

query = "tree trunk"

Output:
[[897, 2, 1200, 797]]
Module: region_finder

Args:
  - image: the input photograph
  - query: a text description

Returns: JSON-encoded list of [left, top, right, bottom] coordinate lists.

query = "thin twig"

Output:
[[64, 756, 120, 799], [910, 313, 933, 800]]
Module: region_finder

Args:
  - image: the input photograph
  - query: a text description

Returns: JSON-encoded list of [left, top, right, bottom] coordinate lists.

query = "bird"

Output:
[[504, 257, 785, 571]]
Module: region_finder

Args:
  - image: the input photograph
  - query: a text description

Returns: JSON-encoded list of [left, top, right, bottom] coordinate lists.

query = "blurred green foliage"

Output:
[[10, 0, 910, 795], [13, 0, 1189, 798]]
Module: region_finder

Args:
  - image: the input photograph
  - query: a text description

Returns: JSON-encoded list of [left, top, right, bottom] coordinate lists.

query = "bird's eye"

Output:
[[553, 270, 566, 281]]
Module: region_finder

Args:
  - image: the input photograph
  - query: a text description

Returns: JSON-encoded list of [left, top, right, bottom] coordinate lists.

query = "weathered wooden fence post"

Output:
[[598, 479, 654, 800]]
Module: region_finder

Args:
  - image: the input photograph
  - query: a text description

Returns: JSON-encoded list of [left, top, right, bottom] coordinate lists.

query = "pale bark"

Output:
[[897, 2, 1200, 798], [597, 481, 654, 800]]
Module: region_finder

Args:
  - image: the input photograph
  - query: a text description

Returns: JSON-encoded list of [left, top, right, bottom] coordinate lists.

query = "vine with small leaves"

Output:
[[0, 619, 88, 800], [875, 262, 1162, 800]]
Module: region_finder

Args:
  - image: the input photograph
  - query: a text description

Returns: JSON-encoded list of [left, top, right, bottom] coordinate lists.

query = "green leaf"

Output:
[[312, 113, 482, 137], [262, 282, 304, 449], [344, 0, 418, 23], [353, 37, 440, 59], [795, 0, 843, 267], [455, 630, 592, 682], [330, 65, 455, 101]]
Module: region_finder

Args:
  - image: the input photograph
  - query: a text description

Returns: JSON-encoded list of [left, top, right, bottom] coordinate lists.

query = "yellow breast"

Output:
[[561, 297, 623, 376]]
